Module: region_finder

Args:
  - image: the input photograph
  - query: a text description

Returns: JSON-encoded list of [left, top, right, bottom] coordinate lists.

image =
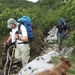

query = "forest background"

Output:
[[0, 0, 75, 46], [0, 0, 75, 75], [0, 0, 75, 55]]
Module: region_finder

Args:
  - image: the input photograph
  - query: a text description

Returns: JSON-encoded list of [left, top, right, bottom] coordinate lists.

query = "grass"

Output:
[[51, 50, 75, 75], [67, 50, 75, 75]]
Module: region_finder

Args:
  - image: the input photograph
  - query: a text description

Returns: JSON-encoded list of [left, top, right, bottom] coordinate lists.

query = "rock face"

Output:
[[46, 28, 58, 43], [61, 0, 67, 2], [18, 46, 73, 75], [18, 28, 74, 75], [0, 28, 74, 75], [18, 51, 59, 75]]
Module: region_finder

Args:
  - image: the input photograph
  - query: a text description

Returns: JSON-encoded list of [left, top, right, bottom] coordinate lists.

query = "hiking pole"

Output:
[[7, 45, 15, 75]]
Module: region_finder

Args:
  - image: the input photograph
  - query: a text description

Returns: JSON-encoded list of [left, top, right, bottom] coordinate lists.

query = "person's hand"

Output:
[[3, 41, 7, 45], [53, 26, 56, 29], [15, 34, 19, 40]]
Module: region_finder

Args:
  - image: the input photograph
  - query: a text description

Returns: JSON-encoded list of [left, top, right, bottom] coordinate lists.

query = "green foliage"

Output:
[[0, 0, 75, 40], [0, 1, 75, 73], [51, 56, 60, 65], [68, 69, 75, 74], [63, 30, 75, 47], [71, 31, 75, 46], [52, 52, 75, 75]]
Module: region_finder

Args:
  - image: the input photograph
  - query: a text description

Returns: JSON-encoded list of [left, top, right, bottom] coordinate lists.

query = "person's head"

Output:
[[7, 18, 18, 29], [61, 21, 64, 26]]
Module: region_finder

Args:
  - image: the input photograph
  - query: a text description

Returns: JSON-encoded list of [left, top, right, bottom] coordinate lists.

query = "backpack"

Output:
[[17, 16, 34, 42], [58, 18, 67, 26], [57, 18, 68, 38]]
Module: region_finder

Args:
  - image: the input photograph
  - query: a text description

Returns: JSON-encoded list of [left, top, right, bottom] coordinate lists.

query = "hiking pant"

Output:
[[15, 44, 30, 67], [57, 33, 63, 51]]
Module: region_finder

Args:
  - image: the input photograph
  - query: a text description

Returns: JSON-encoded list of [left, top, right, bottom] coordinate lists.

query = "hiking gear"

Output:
[[17, 16, 34, 42], [58, 18, 67, 37], [7, 18, 18, 28], [58, 18, 67, 26], [62, 30, 65, 37], [15, 44, 30, 67]]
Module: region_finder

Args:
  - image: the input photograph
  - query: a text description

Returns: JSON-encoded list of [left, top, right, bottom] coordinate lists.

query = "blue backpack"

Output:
[[58, 18, 67, 26], [17, 16, 34, 42], [58, 18, 67, 37]]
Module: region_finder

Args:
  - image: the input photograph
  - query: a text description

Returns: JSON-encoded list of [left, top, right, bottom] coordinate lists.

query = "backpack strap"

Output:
[[18, 23, 21, 31], [18, 23, 22, 34]]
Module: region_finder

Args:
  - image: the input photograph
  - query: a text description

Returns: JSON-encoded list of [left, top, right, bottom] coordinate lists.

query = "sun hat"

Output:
[[7, 18, 18, 28]]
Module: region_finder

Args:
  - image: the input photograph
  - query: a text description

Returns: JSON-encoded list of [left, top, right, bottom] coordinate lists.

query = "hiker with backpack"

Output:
[[3, 18, 30, 67], [53, 18, 69, 51]]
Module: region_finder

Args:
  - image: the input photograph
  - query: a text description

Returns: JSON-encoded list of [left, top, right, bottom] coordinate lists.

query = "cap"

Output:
[[7, 18, 17, 28]]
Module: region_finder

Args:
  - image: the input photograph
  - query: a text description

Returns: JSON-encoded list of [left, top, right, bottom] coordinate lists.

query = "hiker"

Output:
[[53, 20, 68, 51], [3, 18, 30, 67]]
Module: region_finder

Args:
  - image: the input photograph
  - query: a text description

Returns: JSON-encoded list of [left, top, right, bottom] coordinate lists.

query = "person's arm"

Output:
[[53, 26, 57, 29], [3, 35, 11, 45], [64, 25, 69, 35], [19, 36, 28, 42], [15, 25, 28, 42], [15, 34, 28, 42], [65, 29, 68, 35], [53, 24, 58, 29]]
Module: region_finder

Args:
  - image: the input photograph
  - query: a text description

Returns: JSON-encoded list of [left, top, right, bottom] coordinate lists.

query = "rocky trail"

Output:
[[0, 41, 73, 75], [18, 43, 73, 75], [17, 28, 73, 75], [0, 28, 74, 75]]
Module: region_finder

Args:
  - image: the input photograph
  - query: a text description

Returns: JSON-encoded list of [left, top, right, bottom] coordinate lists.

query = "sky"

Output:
[[27, 0, 38, 3]]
